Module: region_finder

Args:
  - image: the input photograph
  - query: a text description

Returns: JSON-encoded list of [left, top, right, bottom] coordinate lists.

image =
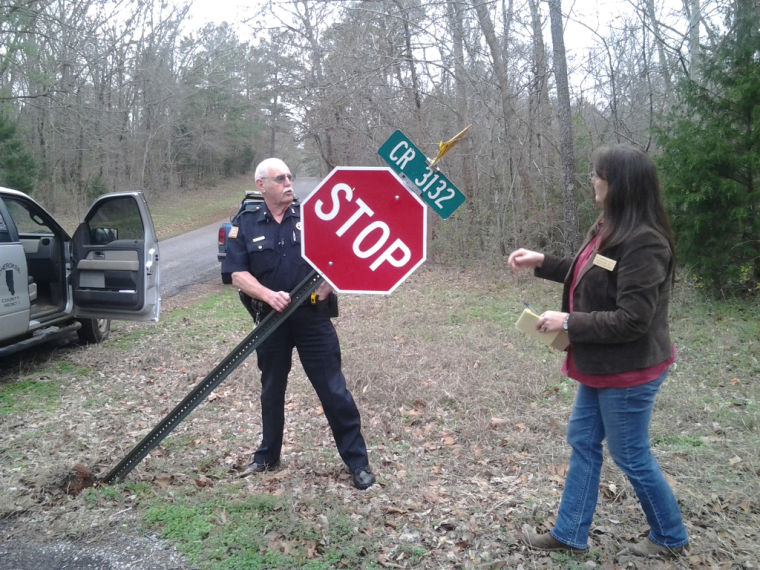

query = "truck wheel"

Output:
[[77, 318, 111, 343]]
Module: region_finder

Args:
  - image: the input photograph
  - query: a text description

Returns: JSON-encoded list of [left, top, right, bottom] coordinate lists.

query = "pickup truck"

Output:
[[217, 190, 264, 283], [0, 186, 161, 358]]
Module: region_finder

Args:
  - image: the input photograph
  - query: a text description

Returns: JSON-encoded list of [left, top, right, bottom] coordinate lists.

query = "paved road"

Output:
[[158, 177, 319, 299], [159, 219, 223, 298]]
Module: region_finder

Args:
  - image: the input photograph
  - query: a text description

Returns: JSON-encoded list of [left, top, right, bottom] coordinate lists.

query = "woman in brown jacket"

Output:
[[508, 144, 689, 557]]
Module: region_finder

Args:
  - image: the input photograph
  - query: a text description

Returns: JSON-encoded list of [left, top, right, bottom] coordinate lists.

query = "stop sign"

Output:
[[301, 167, 427, 294]]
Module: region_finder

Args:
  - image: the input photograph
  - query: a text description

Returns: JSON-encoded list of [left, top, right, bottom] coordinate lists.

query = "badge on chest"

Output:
[[593, 253, 617, 271]]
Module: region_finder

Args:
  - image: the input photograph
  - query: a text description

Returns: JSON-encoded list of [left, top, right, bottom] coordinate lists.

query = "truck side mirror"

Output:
[[91, 227, 118, 244]]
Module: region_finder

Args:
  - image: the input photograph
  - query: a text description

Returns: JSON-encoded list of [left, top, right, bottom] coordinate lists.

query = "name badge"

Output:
[[593, 254, 617, 271], [252, 236, 265, 243]]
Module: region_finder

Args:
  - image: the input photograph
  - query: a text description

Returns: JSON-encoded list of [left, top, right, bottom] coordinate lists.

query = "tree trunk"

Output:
[[527, 0, 552, 207], [684, 0, 701, 77], [644, 0, 673, 92], [445, 0, 475, 200], [473, 0, 522, 251], [394, 0, 424, 144], [547, 0, 580, 254]]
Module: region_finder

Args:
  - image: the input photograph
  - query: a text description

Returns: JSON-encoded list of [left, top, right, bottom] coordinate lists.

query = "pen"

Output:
[[523, 301, 539, 314]]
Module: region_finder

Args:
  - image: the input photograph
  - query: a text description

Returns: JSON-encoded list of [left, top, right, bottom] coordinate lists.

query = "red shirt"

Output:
[[561, 235, 675, 388]]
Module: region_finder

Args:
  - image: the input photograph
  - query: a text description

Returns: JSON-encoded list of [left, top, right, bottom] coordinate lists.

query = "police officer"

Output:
[[222, 158, 375, 490]]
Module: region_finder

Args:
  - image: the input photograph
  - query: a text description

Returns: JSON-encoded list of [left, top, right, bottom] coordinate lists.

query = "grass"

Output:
[[105, 482, 379, 569], [145, 174, 254, 240], [0, 380, 57, 415], [0, 178, 758, 568], [650, 434, 706, 449], [0, 369, 70, 416], [51, 174, 251, 239]]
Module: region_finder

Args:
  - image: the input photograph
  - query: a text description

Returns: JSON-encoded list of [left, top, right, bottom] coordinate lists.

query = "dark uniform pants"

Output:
[[253, 305, 369, 472]]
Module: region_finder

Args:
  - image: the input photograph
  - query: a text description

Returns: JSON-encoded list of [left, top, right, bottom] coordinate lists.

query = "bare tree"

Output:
[[527, 0, 553, 180], [471, 0, 526, 251], [547, 0, 580, 253], [445, 0, 475, 199], [642, 0, 674, 91], [683, 0, 702, 75], [393, 0, 425, 143]]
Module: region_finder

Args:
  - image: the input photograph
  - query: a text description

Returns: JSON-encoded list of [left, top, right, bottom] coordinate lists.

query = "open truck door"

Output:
[[72, 192, 160, 321]]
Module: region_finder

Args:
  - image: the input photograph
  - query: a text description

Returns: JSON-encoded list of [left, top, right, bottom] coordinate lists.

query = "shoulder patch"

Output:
[[228, 226, 239, 239]]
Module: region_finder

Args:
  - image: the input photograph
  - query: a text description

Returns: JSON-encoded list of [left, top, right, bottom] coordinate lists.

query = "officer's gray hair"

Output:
[[254, 158, 289, 181]]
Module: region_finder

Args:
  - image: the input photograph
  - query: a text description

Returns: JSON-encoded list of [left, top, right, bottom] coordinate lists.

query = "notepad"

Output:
[[515, 308, 570, 350]]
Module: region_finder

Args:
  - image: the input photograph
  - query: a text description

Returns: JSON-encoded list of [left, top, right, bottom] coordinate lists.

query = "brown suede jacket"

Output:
[[535, 226, 674, 375]]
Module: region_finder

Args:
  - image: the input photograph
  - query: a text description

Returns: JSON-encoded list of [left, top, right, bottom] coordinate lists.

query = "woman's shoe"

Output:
[[521, 531, 586, 552], [626, 537, 687, 557]]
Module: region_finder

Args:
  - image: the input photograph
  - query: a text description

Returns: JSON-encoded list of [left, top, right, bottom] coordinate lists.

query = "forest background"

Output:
[[0, 0, 758, 296]]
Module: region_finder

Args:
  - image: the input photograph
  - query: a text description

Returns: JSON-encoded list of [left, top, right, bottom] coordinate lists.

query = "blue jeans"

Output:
[[551, 371, 688, 549]]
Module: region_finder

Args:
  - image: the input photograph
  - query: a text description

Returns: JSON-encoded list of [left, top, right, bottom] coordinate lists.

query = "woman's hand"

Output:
[[537, 310, 568, 333], [508, 248, 545, 271]]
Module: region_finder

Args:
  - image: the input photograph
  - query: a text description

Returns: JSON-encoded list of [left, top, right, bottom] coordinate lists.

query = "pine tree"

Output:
[[656, 0, 759, 296], [0, 114, 37, 194]]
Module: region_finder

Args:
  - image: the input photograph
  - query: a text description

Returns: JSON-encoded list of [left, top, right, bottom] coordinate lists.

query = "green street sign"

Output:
[[378, 130, 466, 219]]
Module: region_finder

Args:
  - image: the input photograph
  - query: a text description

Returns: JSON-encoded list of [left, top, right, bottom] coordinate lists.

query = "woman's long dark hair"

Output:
[[588, 144, 675, 259]]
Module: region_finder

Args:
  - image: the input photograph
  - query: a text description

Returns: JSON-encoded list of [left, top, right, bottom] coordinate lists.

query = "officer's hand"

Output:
[[315, 281, 333, 301], [266, 290, 291, 312]]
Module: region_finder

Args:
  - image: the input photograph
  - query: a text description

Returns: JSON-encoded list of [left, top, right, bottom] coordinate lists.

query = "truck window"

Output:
[[87, 196, 145, 243], [5, 199, 55, 235], [0, 210, 10, 242]]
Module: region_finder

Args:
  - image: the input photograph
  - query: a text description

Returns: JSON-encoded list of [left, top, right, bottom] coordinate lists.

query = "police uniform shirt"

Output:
[[222, 202, 311, 292]]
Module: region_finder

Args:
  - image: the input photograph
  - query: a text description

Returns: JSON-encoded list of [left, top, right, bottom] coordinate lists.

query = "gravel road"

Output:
[[0, 521, 189, 570]]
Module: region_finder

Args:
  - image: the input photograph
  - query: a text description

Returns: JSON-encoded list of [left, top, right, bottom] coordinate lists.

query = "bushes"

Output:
[[0, 113, 37, 193], [656, 1, 759, 297]]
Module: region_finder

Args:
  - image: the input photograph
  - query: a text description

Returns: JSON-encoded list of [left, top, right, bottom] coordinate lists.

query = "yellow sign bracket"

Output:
[[429, 124, 472, 169]]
